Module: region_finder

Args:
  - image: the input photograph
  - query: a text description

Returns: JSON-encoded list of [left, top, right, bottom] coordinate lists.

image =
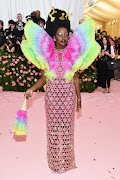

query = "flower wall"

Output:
[[0, 50, 97, 92]]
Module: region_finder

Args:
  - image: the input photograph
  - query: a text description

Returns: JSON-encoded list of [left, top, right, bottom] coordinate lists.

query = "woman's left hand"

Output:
[[76, 98, 82, 112]]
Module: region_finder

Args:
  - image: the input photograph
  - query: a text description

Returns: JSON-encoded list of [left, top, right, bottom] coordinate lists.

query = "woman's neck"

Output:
[[55, 45, 66, 50]]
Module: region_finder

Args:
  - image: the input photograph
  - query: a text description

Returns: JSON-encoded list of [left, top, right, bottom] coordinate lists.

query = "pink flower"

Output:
[[12, 55, 16, 57], [5, 82, 8, 85], [3, 60, 8, 64], [82, 76, 85, 79], [16, 67, 18, 70], [17, 78, 19, 82], [12, 59, 15, 62], [19, 56, 22, 59], [13, 71, 16, 74], [27, 77, 31, 81], [27, 84, 31, 87], [16, 73, 19, 76], [6, 72, 10, 75], [91, 65, 95, 69], [82, 86, 84, 88], [30, 73, 33, 75], [32, 65, 35, 68], [88, 78, 91, 82], [85, 78, 88, 81], [2, 56, 8, 58], [21, 83, 24, 86], [24, 66, 26, 69], [12, 68, 15, 71], [19, 76, 22, 80], [12, 81, 16, 86], [33, 70, 36, 73], [30, 76, 33, 80], [39, 73, 42, 76], [21, 58, 24, 61], [29, 66, 32, 69], [20, 70, 23, 73], [10, 76, 13, 78], [0, 75, 2, 77], [22, 75, 24, 77], [7, 69, 10, 72], [28, 61, 31, 64], [94, 80, 97, 83], [35, 72, 38, 76], [0, 57, 2, 61], [23, 80, 26, 83], [80, 70, 84, 74], [34, 78, 37, 82]]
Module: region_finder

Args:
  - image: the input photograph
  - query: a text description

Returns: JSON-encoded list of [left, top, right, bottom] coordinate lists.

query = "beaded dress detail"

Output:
[[45, 50, 76, 173]]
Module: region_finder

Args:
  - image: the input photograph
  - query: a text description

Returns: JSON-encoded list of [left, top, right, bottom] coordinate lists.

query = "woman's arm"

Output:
[[6, 45, 15, 53], [73, 72, 81, 111], [25, 70, 46, 99]]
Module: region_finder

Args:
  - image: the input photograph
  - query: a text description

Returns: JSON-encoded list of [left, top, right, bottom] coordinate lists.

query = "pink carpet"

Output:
[[0, 81, 120, 180]]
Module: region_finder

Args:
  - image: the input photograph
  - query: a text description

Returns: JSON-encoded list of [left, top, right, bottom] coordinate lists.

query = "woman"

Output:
[[99, 36, 115, 93], [4, 38, 15, 53], [0, 20, 4, 49], [21, 8, 100, 173]]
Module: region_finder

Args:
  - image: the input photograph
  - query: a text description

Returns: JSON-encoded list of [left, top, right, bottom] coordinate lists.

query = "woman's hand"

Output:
[[104, 51, 109, 56], [76, 98, 81, 112], [24, 89, 33, 100], [16, 40, 21, 46], [79, 19, 85, 24]]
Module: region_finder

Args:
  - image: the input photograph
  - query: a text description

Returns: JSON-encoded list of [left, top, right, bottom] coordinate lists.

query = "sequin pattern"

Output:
[[45, 71, 77, 174]]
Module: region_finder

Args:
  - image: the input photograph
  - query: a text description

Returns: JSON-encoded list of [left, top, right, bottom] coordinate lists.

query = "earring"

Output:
[[53, 38, 56, 42]]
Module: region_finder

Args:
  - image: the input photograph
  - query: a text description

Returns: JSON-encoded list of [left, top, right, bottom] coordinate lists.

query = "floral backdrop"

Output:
[[0, 49, 97, 93]]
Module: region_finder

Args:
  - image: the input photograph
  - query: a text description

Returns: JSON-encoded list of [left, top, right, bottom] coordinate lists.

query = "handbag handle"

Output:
[[21, 98, 27, 111]]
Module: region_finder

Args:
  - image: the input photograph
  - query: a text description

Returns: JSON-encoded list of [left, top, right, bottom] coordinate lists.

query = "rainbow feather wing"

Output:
[[21, 20, 55, 71], [67, 16, 101, 72], [14, 110, 27, 135]]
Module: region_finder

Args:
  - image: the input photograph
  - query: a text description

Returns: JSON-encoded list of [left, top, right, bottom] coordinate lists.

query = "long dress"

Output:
[[21, 16, 100, 173], [45, 50, 76, 173]]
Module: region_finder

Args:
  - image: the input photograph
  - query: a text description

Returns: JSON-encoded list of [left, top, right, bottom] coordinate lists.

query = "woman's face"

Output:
[[54, 27, 69, 49], [103, 37, 107, 45], [0, 23, 3, 29]]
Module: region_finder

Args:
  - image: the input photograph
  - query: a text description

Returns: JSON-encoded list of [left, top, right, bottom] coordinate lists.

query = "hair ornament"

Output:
[[51, 6, 57, 15], [68, 13, 73, 20], [65, 13, 69, 19], [59, 13, 65, 20], [49, 13, 56, 22]]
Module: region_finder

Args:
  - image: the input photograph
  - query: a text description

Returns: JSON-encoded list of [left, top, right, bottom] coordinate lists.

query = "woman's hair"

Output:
[[45, 8, 71, 37], [0, 20, 4, 27], [101, 36, 111, 52]]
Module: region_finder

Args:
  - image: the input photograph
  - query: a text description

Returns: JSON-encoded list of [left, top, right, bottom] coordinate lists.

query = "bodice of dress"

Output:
[[54, 50, 65, 78]]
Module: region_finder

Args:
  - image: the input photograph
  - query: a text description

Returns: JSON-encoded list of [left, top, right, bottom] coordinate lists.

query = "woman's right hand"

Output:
[[24, 89, 33, 99]]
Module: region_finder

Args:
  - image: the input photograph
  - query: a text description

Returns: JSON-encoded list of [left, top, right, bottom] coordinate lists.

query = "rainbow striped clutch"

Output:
[[14, 98, 27, 136]]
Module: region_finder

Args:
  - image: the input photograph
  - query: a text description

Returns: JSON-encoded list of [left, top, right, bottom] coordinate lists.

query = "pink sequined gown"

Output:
[[45, 50, 77, 173]]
